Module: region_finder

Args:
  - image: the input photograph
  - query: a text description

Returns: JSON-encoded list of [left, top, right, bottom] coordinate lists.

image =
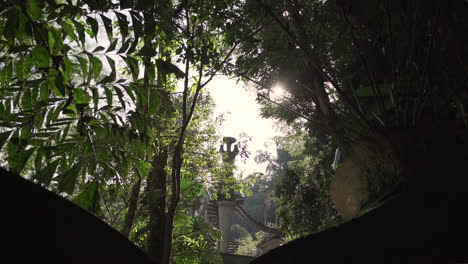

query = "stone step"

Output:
[[206, 202, 218, 227], [227, 241, 239, 254]]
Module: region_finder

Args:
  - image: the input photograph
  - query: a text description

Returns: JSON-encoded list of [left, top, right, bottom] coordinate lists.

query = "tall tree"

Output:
[[0, 0, 242, 263], [224, 0, 468, 235]]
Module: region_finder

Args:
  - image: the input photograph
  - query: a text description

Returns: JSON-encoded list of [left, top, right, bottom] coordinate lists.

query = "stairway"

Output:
[[206, 200, 219, 228], [227, 240, 240, 254]]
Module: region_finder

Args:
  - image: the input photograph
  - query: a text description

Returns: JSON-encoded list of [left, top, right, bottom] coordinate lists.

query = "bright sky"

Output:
[[206, 76, 284, 177]]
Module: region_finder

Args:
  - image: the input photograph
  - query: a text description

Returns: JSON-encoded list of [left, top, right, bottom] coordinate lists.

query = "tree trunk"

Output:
[[147, 148, 168, 264], [121, 177, 142, 238]]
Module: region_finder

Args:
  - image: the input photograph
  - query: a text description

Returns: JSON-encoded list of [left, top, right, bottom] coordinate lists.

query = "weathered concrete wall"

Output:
[[218, 200, 236, 253]]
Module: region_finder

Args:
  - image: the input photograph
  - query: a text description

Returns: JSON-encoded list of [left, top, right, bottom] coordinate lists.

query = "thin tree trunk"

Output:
[[161, 149, 183, 264], [121, 177, 142, 238], [147, 149, 168, 264]]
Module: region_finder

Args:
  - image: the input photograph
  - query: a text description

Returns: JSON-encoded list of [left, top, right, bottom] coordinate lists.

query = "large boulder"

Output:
[[330, 131, 405, 219]]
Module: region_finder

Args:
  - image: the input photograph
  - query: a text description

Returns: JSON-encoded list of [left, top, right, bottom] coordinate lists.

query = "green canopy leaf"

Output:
[[156, 59, 185, 79], [86, 16, 99, 38], [77, 56, 88, 82], [31, 46, 50, 68], [33, 159, 60, 186], [63, 20, 78, 42], [72, 181, 101, 213], [72, 20, 86, 45], [21, 87, 33, 111], [26, 0, 41, 20], [89, 56, 103, 80], [16, 56, 33, 81], [115, 12, 129, 39], [9, 148, 36, 174], [100, 14, 113, 42], [148, 89, 160, 116], [58, 160, 84, 194], [74, 88, 91, 105], [0, 130, 13, 151], [0, 61, 12, 86], [122, 56, 139, 81]]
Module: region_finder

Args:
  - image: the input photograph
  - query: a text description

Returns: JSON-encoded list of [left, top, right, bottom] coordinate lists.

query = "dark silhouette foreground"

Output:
[[253, 129, 468, 264], [1, 167, 154, 264]]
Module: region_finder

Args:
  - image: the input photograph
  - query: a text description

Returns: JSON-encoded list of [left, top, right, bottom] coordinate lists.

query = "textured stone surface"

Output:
[[330, 132, 403, 219]]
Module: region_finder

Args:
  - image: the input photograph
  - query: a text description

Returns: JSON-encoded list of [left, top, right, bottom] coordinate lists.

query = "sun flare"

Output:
[[270, 83, 286, 101]]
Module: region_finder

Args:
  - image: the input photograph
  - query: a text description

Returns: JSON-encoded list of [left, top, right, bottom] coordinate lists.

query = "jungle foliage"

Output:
[[226, 0, 468, 237], [0, 0, 245, 263], [1, 0, 468, 262]]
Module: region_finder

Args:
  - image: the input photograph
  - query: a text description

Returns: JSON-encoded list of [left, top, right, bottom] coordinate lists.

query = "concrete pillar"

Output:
[[217, 200, 236, 253]]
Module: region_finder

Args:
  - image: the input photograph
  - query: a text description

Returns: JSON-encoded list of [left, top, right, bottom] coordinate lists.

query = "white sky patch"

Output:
[[206, 76, 284, 177]]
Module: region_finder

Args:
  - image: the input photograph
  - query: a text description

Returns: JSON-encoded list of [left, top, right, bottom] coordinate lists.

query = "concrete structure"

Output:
[[204, 137, 283, 256], [218, 200, 236, 252]]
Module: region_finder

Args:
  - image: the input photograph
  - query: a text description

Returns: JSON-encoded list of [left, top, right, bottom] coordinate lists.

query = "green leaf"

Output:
[[74, 88, 90, 104], [122, 56, 139, 81], [106, 55, 116, 73], [63, 20, 78, 42], [39, 81, 49, 100], [99, 14, 113, 42], [1, 61, 13, 86], [129, 11, 143, 37], [48, 28, 63, 54], [34, 148, 43, 171], [99, 70, 116, 84], [122, 84, 135, 102], [91, 88, 99, 110], [72, 181, 100, 213], [21, 87, 33, 111], [93, 125, 107, 139], [148, 89, 160, 116], [92, 46, 105, 52], [144, 61, 155, 82], [86, 16, 99, 38], [34, 159, 60, 186], [4, 10, 18, 42], [135, 160, 151, 178], [77, 56, 88, 82], [58, 160, 84, 194], [9, 148, 36, 174], [166, 61, 185, 79], [16, 56, 33, 81], [156, 59, 185, 79], [0, 130, 13, 151], [138, 44, 157, 58], [117, 39, 131, 54], [104, 86, 113, 106], [114, 86, 126, 109], [61, 57, 73, 84], [31, 46, 50, 68], [89, 56, 102, 80], [48, 30, 55, 52], [106, 38, 118, 52], [127, 37, 139, 54], [72, 20, 86, 45], [26, 0, 41, 20], [115, 12, 129, 39], [51, 75, 65, 96]]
